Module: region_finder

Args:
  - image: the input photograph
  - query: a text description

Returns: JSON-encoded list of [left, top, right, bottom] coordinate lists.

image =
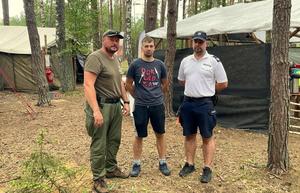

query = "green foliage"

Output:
[[65, 0, 93, 55], [131, 18, 145, 58], [9, 14, 26, 26], [34, 0, 56, 27], [7, 130, 76, 193]]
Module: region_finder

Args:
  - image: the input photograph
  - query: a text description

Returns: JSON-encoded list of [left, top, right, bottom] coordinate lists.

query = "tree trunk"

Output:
[[56, 0, 75, 92], [122, 0, 127, 31], [182, 0, 186, 19], [222, 0, 226, 7], [109, 0, 113, 29], [125, 0, 133, 65], [2, 0, 9, 25], [164, 0, 177, 117], [267, 0, 291, 175], [145, 0, 158, 32], [48, 0, 54, 26], [160, 0, 166, 27], [119, 0, 123, 31], [23, 0, 51, 106], [144, 0, 147, 29], [181, 0, 186, 48], [40, 0, 46, 27], [99, 0, 104, 48], [91, 0, 100, 51]]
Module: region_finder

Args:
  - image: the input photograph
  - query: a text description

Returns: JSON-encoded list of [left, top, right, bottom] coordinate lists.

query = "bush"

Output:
[[8, 130, 77, 193]]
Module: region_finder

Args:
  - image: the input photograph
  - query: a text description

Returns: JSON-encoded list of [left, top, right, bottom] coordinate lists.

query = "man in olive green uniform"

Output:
[[84, 30, 130, 193]]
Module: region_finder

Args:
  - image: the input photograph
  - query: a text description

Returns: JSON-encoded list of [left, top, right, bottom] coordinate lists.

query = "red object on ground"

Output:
[[45, 67, 54, 84]]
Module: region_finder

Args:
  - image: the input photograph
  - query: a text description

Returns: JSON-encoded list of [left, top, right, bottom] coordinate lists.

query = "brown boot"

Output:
[[93, 178, 108, 193], [106, 166, 129, 179]]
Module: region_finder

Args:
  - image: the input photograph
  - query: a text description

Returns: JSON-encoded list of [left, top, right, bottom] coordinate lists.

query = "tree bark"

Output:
[[91, 0, 100, 51], [182, 0, 186, 19], [2, 0, 9, 25], [119, 0, 123, 31], [267, 0, 291, 175], [160, 0, 166, 27], [23, 0, 51, 106], [99, 0, 104, 48], [164, 0, 177, 117], [194, 0, 198, 14], [122, 0, 127, 31], [125, 0, 133, 65], [145, 0, 158, 32], [144, 0, 147, 29], [56, 0, 75, 92], [109, 0, 113, 29], [40, 0, 46, 27]]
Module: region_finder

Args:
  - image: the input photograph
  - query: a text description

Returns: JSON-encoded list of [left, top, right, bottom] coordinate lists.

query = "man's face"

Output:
[[102, 36, 120, 54], [192, 39, 207, 55], [142, 41, 155, 57]]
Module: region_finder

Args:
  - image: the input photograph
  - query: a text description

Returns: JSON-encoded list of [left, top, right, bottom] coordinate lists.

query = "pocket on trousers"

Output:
[[85, 106, 95, 137], [208, 109, 217, 128]]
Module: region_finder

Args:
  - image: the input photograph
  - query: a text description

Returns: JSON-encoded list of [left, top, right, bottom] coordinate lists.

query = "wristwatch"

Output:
[[124, 101, 130, 104]]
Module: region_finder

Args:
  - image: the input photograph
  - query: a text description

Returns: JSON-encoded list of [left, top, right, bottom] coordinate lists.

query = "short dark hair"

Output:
[[142, 36, 154, 44]]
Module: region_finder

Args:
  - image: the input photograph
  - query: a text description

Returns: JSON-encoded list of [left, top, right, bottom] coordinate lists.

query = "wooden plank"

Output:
[[290, 116, 300, 120], [290, 101, 300, 106], [290, 124, 300, 129], [290, 109, 300, 112]]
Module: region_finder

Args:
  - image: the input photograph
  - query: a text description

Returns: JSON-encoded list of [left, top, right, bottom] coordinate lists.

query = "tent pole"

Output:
[[289, 28, 300, 38]]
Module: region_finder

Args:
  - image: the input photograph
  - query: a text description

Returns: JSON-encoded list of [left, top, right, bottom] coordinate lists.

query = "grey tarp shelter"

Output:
[[147, 0, 300, 38], [0, 26, 56, 91]]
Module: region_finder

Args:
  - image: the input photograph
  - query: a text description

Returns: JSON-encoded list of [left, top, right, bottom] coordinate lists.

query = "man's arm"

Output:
[[179, 80, 185, 86], [125, 77, 135, 97], [161, 78, 168, 93], [84, 71, 103, 127], [215, 82, 228, 92], [121, 80, 130, 116]]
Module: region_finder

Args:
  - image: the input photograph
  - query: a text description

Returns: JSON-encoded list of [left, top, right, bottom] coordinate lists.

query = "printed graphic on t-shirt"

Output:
[[139, 67, 160, 87]]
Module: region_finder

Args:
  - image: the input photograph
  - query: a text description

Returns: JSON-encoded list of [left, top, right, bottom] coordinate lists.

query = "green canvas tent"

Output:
[[0, 26, 56, 91]]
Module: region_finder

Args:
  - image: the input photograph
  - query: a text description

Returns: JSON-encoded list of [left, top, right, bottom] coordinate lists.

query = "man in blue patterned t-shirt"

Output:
[[126, 36, 171, 177]]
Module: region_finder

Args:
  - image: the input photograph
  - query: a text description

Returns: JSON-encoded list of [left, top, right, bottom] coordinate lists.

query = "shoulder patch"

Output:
[[212, 55, 221, 63]]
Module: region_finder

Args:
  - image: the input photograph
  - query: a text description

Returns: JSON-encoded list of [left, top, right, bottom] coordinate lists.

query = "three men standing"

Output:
[[84, 29, 227, 193]]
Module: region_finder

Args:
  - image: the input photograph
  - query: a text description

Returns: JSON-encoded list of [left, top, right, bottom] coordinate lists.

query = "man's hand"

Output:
[[122, 103, 130, 116], [93, 110, 104, 127]]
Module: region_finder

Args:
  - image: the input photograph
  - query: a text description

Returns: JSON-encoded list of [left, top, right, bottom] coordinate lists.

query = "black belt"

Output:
[[184, 96, 212, 103], [97, 96, 120, 104]]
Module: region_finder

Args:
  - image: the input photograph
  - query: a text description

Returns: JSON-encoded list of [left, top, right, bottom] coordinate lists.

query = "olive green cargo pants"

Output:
[[85, 102, 122, 180]]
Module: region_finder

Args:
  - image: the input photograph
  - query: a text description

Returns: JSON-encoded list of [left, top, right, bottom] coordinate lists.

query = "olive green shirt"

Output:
[[84, 50, 121, 98]]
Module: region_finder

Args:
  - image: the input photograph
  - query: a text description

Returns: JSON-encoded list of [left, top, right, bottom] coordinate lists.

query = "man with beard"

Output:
[[177, 31, 228, 183], [125, 36, 170, 177], [84, 30, 130, 193]]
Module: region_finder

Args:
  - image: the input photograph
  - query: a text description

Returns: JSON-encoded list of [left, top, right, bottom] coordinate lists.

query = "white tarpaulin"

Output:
[[0, 26, 56, 54], [147, 0, 300, 39]]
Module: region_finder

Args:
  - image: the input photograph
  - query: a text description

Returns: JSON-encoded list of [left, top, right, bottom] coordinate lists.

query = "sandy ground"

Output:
[[0, 87, 300, 193]]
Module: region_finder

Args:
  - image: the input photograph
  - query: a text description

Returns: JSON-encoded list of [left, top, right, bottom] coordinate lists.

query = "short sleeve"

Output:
[[126, 61, 136, 79], [160, 61, 167, 79], [212, 56, 228, 83], [178, 59, 185, 81], [84, 55, 102, 75]]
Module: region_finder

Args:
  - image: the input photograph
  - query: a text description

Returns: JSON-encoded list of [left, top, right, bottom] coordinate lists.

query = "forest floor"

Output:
[[0, 86, 300, 193]]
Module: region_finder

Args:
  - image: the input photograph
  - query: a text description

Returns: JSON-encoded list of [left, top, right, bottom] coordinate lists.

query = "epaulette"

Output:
[[212, 55, 221, 63]]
